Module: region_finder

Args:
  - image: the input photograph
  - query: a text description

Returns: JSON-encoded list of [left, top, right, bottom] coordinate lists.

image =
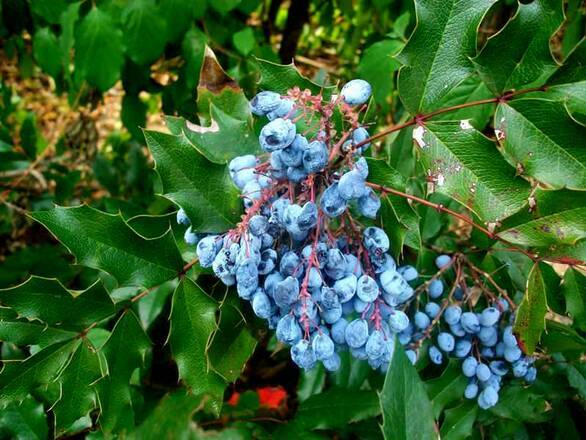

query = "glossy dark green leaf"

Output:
[[419, 121, 531, 222], [514, 263, 548, 354], [439, 401, 477, 440], [74, 7, 123, 91], [159, 0, 193, 43], [144, 130, 242, 232], [546, 38, 585, 124], [232, 27, 255, 56], [121, 0, 166, 66], [32, 27, 61, 78], [0, 317, 76, 347], [561, 268, 586, 331], [425, 360, 468, 418], [181, 26, 206, 90], [396, 0, 497, 113], [97, 311, 150, 434], [489, 385, 549, 423], [295, 388, 380, 430], [474, 0, 563, 94], [380, 343, 436, 440], [136, 280, 176, 329], [129, 389, 205, 439], [0, 395, 48, 440], [0, 339, 79, 408], [52, 340, 103, 436], [29, 0, 66, 24], [256, 58, 335, 98], [168, 278, 225, 400], [495, 98, 586, 190], [498, 189, 586, 248], [0, 277, 115, 330], [31, 206, 184, 289], [542, 320, 586, 354]]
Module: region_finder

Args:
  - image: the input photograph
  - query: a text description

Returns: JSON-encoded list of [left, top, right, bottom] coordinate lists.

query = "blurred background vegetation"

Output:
[[0, 0, 584, 438]]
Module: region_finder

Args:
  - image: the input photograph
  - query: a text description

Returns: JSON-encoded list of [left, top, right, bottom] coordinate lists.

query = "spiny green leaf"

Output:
[[474, 0, 563, 94], [168, 278, 225, 403], [30, 206, 184, 289], [0, 339, 80, 408], [0, 318, 77, 347], [380, 343, 436, 440], [439, 401, 477, 440], [144, 130, 242, 232], [52, 340, 104, 436], [255, 58, 335, 98], [74, 7, 123, 91], [418, 121, 531, 222], [97, 311, 150, 434], [396, 0, 497, 113], [498, 190, 586, 247], [0, 277, 115, 330], [495, 98, 586, 190], [121, 0, 166, 66], [514, 263, 548, 354]]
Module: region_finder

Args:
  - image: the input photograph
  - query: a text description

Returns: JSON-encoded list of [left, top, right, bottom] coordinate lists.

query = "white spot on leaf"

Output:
[[495, 128, 505, 141], [186, 119, 220, 134], [459, 119, 473, 130], [413, 125, 427, 148]]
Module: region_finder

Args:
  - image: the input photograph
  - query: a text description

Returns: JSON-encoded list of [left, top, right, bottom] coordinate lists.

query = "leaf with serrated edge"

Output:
[[419, 122, 531, 222], [0, 276, 115, 330], [514, 263, 548, 353], [380, 342, 436, 440], [495, 98, 586, 190], [396, 0, 497, 113], [473, 0, 563, 94], [97, 311, 150, 433], [0, 339, 80, 408], [144, 130, 242, 232], [52, 340, 104, 436], [31, 206, 184, 289]]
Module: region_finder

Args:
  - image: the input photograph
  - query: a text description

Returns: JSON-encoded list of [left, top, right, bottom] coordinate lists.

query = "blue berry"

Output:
[[428, 279, 444, 298], [356, 275, 379, 302], [345, 319, 369, 348], [460, 312, 481, 333], [389, 310, 410, 332], [312, 333, 335, 360], [424, 302, 441, 319], [414, 311, 431, 330], [444, 305, 462, 325], [434, 254, 451, 269], [341, 79, 372, 105], [462, 356, 478, 377], [464, 382, 479, 399], [302, 140, 328, 173], [429, 345, 443, 364], [437, 332, 455, 352], [322, 352, 341, 371], [476, 363, 492, 382], [259, 118, 296, 151], [320, 183, 347, 218], [480, 307, 500, 327]]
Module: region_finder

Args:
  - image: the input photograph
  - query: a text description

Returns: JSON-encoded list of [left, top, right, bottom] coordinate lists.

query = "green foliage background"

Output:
[[0, 0, 585, 438]]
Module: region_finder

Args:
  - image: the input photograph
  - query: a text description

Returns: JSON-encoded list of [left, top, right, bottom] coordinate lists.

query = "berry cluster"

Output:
[[177, 79, 535, 410], [396, 255, 536, 409]]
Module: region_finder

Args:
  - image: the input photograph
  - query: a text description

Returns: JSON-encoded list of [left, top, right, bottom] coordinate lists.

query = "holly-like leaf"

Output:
[[546, 39, 586, 125], [31, 206, 184, 289], [32, 27, 61, 79], [0, 314, 77, 347], [495, 98, 586, 190], [52, 340, 104, 436], [294, 388, 380, 430], [561, 268, 586, 332], [144, 130, 242, 232], [380, 343, 436, 440], [514, 263, 548, 353], [0, 339, 80, 408], [425, 360, 468, 418], [0, 277, 115, 330], [97, 311, 150, 434], [417, 121, 531, 222], [256, 58, 335, 98], [121, 0, 166, 66], [439, 402, 477, 440], [498, 190, 586, 247], [181, 47, 260, 163], [168, 278, 225, 402], [396, 0, 497, 113], [74, 7, 123, 91], [490, 385, 549, 423], [474, 0, 563, 94]]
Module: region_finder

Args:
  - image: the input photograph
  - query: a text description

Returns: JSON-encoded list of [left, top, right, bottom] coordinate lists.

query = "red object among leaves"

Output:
[[257, 386, 287, 409], [226, 391, 241, 406]]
